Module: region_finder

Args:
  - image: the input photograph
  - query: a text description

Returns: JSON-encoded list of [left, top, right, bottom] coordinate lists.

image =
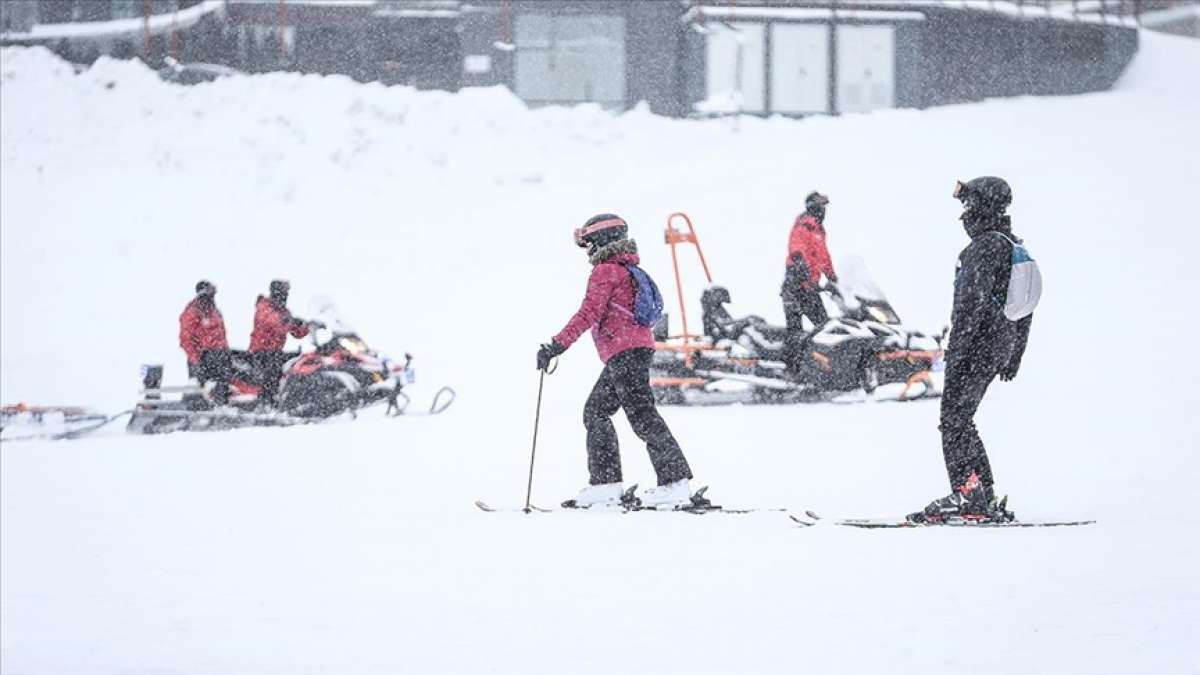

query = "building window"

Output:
[[111, 1, 140, 20], [238, 23, 296, 70], [836, 25, 895, 113], [514, 13, 626, 108], [770, 23, 829, 114], [703, 22, 765, 114]]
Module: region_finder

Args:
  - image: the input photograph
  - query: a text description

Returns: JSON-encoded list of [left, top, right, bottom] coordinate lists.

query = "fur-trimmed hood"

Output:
[[589, 239, 639, 266]]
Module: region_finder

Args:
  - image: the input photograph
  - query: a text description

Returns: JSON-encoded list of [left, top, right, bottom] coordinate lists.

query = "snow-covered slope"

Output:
[[2, 31, 1199, 674]]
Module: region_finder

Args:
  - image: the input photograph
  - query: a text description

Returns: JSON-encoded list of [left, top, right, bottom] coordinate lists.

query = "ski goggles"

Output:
[[573, 216, 626, 248]]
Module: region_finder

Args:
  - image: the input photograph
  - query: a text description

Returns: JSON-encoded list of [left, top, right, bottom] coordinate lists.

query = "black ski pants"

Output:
[[583, 348, 693, 486], [195, 349, 232, 404], [781, 287, 827, 369], [939, 355, 1000, 491], [252, 350, 294, 404], [782, 288, 828, 334]]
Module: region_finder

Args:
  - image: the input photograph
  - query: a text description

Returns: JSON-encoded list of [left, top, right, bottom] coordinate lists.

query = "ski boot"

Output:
[[562, 482, 627, 510], [907, 472, 1012, 525], [638, 479, 692, 511]]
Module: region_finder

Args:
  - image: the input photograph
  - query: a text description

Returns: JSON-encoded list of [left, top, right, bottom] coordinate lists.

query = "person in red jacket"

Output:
[[781, 191, 837, 328], [249, 280, 313, 404], [536, 214, 694, 510], [179, 280, 231, 403], [780, 191, 837, 367]]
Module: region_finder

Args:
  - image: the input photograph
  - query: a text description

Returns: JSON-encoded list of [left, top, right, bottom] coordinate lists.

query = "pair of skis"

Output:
[[826, 517, 1097, 529], [476, 487, 1094, 528], [476, 485, 787, 516]]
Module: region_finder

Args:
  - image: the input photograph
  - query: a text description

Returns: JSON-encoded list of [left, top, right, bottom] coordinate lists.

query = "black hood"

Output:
[[962, 211, 1012, 239]]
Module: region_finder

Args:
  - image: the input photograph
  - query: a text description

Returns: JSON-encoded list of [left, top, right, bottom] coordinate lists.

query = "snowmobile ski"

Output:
[[788, 511, 823, 527], [387, 386, 456, 417]]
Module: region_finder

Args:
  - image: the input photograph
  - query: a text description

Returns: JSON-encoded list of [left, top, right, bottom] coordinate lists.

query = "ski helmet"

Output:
[[953, 176, 1011, 216], [805, 191, 830, 220], [573, 213, 629, 252], [269, 279, 290, 305], [195, 280, 216, 298]]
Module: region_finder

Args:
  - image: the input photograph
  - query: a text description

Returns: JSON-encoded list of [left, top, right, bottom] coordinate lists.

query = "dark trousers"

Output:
[[783, 287, 828, 333], [196, 349, 232, 404], [252, 350, 293, 404], [782, 286, 827, 368], [583, 348, 693, 486], [939, 356, 1000, 491]]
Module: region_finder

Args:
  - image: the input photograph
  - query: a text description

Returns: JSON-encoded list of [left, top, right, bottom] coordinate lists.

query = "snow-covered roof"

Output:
[[685, 6, 926, 22], [1139, 2, 1200, 29], [684, 1, 1138, 28], [0, 0, 225, 43]]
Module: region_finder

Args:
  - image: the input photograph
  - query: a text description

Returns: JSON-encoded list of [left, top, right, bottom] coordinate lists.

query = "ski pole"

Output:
[[523, 358, 556, 513]]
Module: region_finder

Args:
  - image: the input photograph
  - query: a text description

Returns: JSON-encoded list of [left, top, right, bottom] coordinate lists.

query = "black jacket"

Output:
[[947, 215, 1033, 372]]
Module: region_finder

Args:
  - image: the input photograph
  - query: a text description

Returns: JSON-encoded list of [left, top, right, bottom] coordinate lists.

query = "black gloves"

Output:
[[536, 340, 565, 371], [999, 361, 1020, 382]]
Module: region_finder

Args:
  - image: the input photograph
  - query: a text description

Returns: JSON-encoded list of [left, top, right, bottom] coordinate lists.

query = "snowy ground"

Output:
[[2, 32, 1199, 674]]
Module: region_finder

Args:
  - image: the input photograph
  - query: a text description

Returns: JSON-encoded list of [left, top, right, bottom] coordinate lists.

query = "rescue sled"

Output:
[[1, 403, 127, 441]]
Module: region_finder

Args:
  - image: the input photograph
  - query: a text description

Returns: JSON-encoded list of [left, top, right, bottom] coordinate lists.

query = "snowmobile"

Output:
[[127, 304, 454, 435], [275, 332, 452, 419], [649, 212, 944, 405]]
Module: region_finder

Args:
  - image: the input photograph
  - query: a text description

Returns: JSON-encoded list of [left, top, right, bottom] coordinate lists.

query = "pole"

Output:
[[523, 365, 551, 513], [277, 0, 287, 65], [170, 4, 178, 61], [143, 0, 151, 60]]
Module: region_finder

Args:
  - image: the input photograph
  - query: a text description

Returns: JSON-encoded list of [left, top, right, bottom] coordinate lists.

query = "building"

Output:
[[1138, 0, 1200, 38], [457, 0, 1140, 116], [0, 1, 230, 65], [2, 0, 1156, 117]]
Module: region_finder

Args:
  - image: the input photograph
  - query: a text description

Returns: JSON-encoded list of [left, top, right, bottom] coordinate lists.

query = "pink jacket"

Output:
[[554, 252, 655, 363]]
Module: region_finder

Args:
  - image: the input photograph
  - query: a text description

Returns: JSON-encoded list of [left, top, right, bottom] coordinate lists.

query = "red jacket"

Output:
[[179, 298, 228, 364], [249, 296, 309, 352], [786, 214, 836, 288], [554, 251, 655, 364]]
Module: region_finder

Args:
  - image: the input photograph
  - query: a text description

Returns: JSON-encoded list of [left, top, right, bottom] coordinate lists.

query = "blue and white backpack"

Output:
[[622, 264, 664, 327], [990, 232, 1042, 320]]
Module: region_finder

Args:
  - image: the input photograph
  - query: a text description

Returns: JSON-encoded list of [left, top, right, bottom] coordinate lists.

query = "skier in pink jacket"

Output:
[[537, 214, 694, 509]]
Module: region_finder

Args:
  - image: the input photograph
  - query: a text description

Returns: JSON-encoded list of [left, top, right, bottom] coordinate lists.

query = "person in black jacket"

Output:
[[910, 176, 1033, 524]]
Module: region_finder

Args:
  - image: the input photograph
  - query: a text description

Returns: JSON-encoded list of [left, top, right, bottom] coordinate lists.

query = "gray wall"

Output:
[[5, 0, 1139, 115], [914, 8, 1137, 108], [0, 1, 38, 34]]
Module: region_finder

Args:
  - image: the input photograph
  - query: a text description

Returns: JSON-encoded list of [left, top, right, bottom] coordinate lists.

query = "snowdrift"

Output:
[[2, 31, 1199, 674]]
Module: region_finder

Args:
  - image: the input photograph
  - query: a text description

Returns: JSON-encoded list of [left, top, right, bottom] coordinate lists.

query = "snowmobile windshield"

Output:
[[303, 295, 365, 353], [307, 296, 356, 334], [339, 336, 369, 356], [865, 304, 901, 324]]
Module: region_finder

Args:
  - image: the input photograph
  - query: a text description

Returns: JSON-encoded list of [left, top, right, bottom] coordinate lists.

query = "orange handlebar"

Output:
[[664, 212, 715, 367], [665, 212, 713, 283]]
